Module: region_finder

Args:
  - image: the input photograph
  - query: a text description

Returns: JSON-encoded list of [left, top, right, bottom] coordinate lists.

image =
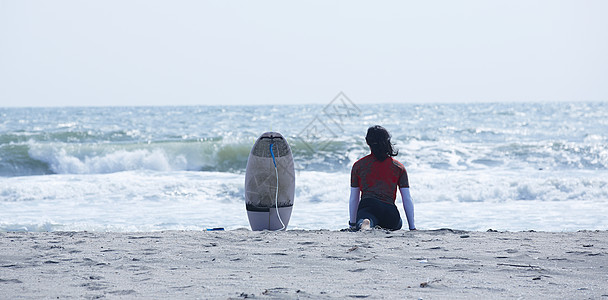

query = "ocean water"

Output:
[[1, 101, 607, 232]]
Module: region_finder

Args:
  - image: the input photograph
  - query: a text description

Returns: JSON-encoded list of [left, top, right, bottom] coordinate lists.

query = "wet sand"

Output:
[[1, 229, 607, 299]]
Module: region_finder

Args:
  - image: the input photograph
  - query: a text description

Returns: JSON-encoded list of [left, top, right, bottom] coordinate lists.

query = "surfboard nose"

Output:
[[250, 132, 292, 158], [259, 132, 284, 139]]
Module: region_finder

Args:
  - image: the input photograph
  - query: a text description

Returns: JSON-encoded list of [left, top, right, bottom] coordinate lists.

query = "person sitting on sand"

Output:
[[349, 125, 416, 231]]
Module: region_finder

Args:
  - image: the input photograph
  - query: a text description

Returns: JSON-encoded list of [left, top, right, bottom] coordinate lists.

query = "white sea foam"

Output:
[[24, 141, 252, 174], [1, 168, 607, 232]]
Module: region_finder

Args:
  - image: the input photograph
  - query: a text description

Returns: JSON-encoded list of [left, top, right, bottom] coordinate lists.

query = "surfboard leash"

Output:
[[270, 143, 286, 231]]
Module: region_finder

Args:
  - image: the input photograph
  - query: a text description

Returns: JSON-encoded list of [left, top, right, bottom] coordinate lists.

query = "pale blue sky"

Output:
[[1, 0, 607, 107]]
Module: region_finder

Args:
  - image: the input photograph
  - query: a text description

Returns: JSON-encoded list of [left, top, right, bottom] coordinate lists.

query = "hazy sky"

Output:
[[1, 1, 607, 107]]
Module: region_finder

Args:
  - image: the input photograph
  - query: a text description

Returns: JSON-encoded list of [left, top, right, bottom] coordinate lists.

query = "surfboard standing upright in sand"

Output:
[[244, 132, 295, 230]]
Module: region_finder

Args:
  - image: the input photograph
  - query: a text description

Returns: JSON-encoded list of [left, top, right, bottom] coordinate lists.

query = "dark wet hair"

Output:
[[365, 125, 398, 161]]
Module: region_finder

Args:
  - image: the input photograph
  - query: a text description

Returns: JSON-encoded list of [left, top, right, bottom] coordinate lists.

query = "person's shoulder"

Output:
[[391, 157, 406, 170], [353, 154, 373, 167], [356, 154, 374, 163]]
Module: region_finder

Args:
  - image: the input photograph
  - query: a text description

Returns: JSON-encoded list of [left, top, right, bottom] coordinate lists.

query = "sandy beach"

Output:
[[1, 229, 607, 299]]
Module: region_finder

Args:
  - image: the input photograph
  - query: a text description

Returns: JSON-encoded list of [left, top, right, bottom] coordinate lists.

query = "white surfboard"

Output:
[[244, 132, 295, 231]]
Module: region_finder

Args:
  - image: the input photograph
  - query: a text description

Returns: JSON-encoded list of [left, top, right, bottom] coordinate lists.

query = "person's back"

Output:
[[351, 154, 408, 205]]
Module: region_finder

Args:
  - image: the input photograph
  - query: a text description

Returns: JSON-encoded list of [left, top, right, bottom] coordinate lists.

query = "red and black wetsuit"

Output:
[[351, 154, 409, 229]]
